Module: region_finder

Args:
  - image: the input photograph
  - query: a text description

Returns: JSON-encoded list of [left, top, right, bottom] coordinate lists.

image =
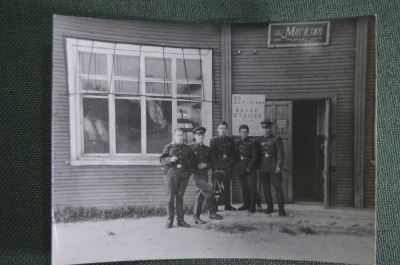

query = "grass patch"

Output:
[[299, 224, 316, 235], [53, 204, 201, 223], [279, 226, 296, 235], [212, 222, 256, 233]]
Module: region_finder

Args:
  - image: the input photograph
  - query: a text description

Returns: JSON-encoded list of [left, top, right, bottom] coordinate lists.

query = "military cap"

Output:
[[212, 170, 227, 182], [192, 126, 206, 134], [260, 119, 273, 127]]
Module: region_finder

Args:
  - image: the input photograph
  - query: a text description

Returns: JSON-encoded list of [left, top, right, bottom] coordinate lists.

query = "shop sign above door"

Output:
[[232, 94, 265, 136], [268, 21, 330, 48]]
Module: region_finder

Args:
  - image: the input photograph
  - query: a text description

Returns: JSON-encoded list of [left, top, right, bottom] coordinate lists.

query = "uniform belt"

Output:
[[170, 165, 188, 169], [262, 154, 276, 158], [217, 155, 229, 158]]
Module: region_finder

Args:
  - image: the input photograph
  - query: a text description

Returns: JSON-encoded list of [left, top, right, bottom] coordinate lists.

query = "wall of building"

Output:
[[52, 16, 222, 208], [52, 16, 376, 209], [230, 19, 358, 206]]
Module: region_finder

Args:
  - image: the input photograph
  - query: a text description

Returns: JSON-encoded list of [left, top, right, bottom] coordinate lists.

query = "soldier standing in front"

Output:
[[257, 120, 286, 216], [209, 121, 237, 211], [190, 127, 223, 224], [160, 128, 193, 228], [235, 125, 259, 213]]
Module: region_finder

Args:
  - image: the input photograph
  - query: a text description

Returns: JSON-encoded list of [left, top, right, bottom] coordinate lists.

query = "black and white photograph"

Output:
[[51, 15, 376, 265]]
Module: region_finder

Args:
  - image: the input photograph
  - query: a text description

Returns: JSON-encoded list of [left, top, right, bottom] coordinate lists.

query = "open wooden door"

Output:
[[323, 99, 331, 208], [264, 101, 293, 202]]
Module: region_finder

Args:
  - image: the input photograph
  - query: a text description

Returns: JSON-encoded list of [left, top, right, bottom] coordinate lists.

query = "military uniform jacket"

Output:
[[190, 142, 212, 181], [257, 134, 285, 173], [159, 142, 193, 178], [209, 136, 236, 171], [235, 137, 258, 172]]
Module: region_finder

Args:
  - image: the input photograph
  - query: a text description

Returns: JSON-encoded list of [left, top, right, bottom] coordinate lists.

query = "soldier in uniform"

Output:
[[235, 125, 259, 213], [160, 128, 193, 228], [190, 127, 223, 224], [257, 120, 286, 216], [209, 121, 237, 211]]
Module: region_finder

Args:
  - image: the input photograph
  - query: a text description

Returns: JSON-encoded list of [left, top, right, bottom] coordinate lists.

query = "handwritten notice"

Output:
[[232, 94, 265, 136]]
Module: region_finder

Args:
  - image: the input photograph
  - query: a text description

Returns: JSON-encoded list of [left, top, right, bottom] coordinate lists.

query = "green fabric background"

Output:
[[0, 0, 397, 264]]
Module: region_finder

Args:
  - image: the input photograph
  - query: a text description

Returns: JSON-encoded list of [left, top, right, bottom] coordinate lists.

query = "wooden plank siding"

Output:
[[230, 19, 357, 206], [354, 17, 369, 208], [52, 16, 222, 209], [364, 17, 376, 208]]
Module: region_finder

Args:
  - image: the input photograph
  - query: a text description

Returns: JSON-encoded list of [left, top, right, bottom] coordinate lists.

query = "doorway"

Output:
[[292, 101, 324, 202]]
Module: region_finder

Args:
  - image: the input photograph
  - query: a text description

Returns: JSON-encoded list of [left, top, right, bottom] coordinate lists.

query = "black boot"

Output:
[[193, 200, 203, 223], [256, 193, 263, 212], [166, 202, 174, 227], [166, 219, 173, 228], [193, 216, 206, 224], [209, 211, 223, 220], [177, 220, 191, 227], [225, 205, 237, 211], [206, 197, 222, 220], [238, 204, 250, 211], [176, 202, 190, 227], [264, 204, 273, 214], [278, 204, 286, 216], [248, 204, 256, 213]]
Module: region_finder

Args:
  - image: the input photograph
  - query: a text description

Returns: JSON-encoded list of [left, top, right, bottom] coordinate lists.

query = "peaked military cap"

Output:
[[260, 119, 273, 127], [193, 126, 206, 134]]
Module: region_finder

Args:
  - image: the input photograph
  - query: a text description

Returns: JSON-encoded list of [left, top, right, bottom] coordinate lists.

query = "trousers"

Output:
[[238, 169, 257, 207], [215, 167, 232, 207], [193, 178, 217, 217], [259, 171, 285, 206], [165, 175, 189, 221]]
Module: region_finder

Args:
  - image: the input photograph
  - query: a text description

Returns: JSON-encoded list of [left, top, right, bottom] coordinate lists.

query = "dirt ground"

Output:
[[52, 204, 375, 265]]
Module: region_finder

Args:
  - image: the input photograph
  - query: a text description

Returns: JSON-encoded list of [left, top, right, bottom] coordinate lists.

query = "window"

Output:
[[66, 39, 212, 165]]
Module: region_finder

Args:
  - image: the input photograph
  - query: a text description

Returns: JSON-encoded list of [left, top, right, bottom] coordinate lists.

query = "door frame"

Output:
[[263, 92, 337, 207]]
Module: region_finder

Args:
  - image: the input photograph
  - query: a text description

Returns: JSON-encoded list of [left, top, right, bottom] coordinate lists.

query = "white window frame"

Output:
[[66, 38, 213, 166]]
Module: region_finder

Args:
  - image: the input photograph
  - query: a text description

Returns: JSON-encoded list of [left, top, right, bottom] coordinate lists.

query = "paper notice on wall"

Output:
[[232, 94, 265, 136]]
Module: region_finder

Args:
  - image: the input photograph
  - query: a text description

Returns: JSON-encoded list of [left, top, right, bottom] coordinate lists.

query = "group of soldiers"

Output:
[[159, 120, 285, 228]]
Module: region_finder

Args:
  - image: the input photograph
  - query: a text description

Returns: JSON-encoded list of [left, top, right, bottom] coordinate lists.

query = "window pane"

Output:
[[80, 52, 107, 75], [177, 59, 202, 80], [115, 81, 139, 94], [145, 58, 171, 79], [83, 98, 109, 154], [177, 101, 202, 144], [146, 82, 171, 95], [116, 99, 141, 153], [81, 78, 108, 92], [147, 100, 172, 153], [114, 55, 139, 77], [177, 83, 203, 97]]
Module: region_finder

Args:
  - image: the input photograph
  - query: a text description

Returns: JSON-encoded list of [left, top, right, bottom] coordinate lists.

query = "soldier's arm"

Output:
[[257, 139, 262, 167], [159, 144, 172, 165], [276, 137, 285, 169], [189, 145, 195, 167], [248, 141, 258, 171], [230, 138, 237, 164], [205, 147, 213, 170], [209, 138, 218, 171], [187, 147, 194, 170]]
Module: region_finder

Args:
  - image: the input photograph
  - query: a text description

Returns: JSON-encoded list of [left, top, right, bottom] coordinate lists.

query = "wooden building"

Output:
[[52, 15, 376, 210]]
